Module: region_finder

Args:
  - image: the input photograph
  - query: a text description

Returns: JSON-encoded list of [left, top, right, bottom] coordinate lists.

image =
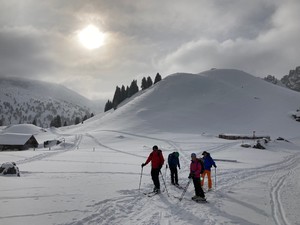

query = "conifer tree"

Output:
[[75, 117, 81, 125], [50, 115, 62, 128], [121, 85, 126, 102], [83, 115, 88, 121], [129, 80, 139, 97], [141, 77, 148, 90], [112, 86, 121, 109], [154, 73, 162, 84], [126, 86, 130, 98], [147, 76, 153, 88], [104, 100, 113, 112], [56, 115, 62, 127]]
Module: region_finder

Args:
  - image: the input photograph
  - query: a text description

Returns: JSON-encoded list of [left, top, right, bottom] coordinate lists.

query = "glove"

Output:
[[188, 173, 194, 179], [141, 163, 146, 167], [178, 166, 181, 170], [214, 165, 217, 168], [158, 165, 162, 171]]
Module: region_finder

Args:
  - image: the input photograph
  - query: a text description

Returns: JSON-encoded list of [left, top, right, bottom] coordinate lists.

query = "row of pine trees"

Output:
[[48, 113, 94, 128], [104, 73, 162, 112]]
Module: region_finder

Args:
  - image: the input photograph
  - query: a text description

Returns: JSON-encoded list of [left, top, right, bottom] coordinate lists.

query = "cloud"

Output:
[[159, 0, 300, 78], [0, 0, 299, 100], [0, 26, 62, 77]]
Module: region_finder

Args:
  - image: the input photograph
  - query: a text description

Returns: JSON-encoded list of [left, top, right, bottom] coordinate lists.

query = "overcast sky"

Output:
[[0, 0, 299, 100]]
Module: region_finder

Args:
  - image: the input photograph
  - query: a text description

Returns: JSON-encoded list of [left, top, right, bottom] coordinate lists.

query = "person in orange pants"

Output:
[[201, 151, 216, 191]]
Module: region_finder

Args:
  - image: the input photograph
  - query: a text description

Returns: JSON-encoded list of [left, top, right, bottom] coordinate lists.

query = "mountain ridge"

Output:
[[0, 76, 98, 127], [264, 66, 300, 92]]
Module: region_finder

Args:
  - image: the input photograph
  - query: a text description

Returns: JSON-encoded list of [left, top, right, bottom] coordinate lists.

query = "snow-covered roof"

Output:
[[0, 162, 16, 169], [0, 133, 35, 145], [2, 124, 46, 134]]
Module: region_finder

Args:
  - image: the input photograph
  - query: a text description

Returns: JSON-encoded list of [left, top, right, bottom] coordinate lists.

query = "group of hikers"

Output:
[[141, 145, 217, 201]]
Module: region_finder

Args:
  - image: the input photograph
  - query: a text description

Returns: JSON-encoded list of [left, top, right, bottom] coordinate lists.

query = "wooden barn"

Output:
[[0, 133, 39, 151]]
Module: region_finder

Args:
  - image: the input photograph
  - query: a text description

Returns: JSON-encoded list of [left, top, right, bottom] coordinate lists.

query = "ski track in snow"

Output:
[[216, 152, 300, 225], [76, 130, 300, 225], [85, 133, 145, 158], [4, 129, 299, 225], [15, 134, 83, 165], [60, 189, 214, 225], [52, 130, 225, 225], [99, 129, 236, 165], [90, 130, 300, 225], [269, 168, 295, 225]]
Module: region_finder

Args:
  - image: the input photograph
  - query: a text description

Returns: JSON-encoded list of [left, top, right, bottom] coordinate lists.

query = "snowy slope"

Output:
[[76, 69, 300, 139], [1, 69, 300, 225]]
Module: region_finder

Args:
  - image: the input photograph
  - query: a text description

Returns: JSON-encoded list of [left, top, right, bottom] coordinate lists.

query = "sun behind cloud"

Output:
[[78, 24, 105, 49]]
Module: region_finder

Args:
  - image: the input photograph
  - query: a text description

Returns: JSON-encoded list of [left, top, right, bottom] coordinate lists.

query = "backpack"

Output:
[[150, 149, 164, 168], [197, 158, 205, 174]]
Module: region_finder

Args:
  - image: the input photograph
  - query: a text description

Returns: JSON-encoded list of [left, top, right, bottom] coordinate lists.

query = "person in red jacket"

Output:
[[142, 145, 165, 193], [189, 153, 206, 201]]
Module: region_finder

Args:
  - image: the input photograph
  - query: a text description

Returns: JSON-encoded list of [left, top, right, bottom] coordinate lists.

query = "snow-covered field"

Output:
[[1, 69, 300, 225]]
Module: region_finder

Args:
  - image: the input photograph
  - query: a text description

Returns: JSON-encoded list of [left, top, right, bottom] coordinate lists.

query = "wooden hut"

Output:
[[0, 133, 38, 151]]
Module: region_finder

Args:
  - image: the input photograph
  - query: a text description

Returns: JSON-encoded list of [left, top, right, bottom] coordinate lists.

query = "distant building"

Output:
[[219, 133, 270, 141], [0, 133, 38, 151]]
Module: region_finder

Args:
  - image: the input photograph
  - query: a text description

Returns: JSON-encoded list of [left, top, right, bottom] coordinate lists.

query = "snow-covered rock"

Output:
[[0, 162, 20, 176]]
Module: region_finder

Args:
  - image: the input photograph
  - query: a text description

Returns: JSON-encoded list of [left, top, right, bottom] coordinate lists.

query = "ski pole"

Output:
[[179, 178, 192, 201], [214, 167, 217, 190], [160, 170, 170, 197], [164, 164, 168, 181], [138, 166, 143, 191]]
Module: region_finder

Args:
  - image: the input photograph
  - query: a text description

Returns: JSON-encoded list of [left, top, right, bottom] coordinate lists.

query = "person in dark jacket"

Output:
[[201, 151, 217, 190], [168, 152, 180, 185], [189, 153, 206, 201], [142, 145, 165, 193]]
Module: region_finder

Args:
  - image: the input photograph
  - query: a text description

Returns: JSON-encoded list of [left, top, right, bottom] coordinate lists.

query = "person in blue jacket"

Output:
[[201, 151, 217, 190], [168, 152, 180, 185]]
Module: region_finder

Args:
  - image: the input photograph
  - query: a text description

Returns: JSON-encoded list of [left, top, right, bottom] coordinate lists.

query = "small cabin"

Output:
[[0, 133, 39, 151], [219, 133, 270, 141]]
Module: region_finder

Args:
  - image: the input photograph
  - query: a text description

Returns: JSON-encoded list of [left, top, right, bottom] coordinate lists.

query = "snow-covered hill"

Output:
[[1, 69, 300, 225], [0, 77, 99, 127], [79, 69, 300, 139]]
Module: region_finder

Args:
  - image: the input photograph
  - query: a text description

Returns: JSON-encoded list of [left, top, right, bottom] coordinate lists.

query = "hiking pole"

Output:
[[160, 170, 170, 197], [138, 166, 143, 191], [179, 178, 192, 201]]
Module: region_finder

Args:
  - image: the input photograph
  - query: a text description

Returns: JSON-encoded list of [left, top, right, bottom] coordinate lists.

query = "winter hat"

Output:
[[202, 151, 208, 155], [153, 145, 158, 150], [191, 153, 196, 158], [174, 152, 179, 157]]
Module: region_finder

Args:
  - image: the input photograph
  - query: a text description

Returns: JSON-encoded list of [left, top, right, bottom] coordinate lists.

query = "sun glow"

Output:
[[78, 24, 105, 49]]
